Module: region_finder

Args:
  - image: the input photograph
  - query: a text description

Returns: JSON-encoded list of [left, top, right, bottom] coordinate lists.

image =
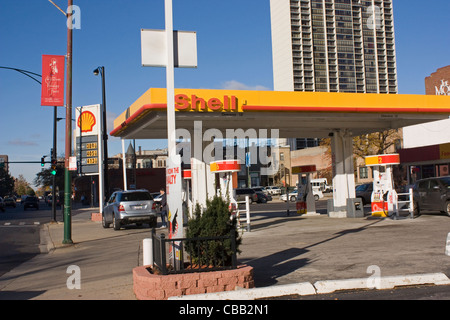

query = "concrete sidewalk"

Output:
[[1, 205, 450, 300]]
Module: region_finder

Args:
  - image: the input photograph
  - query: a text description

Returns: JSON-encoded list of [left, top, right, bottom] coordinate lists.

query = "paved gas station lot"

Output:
[[238, 198, 450, 288], [1, 197, 448, 300]]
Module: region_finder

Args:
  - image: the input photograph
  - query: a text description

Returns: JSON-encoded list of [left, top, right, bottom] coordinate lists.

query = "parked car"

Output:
[[23, 196, 39, 210], [254, 191, 272, 203], [252, 187, 268, 195], [103, 189, 157, 230], [355, 183, 373, 205], [264, 186, 281, 195], [234, 188, 258, 204], [281, 188, 323, 202], [413, 176, 450, 217], [0, 197, 5, 212], [152, 193, 163, 211], [4, 197, 16, 208]]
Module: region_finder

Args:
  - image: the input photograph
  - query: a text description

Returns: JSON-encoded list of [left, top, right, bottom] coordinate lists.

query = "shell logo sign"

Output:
[[292, 165, 317, 174], [365, 154, 400, 166], [175, 94, 240, 112], [77, 111, 97, 133], [210, 160, 241, 173]]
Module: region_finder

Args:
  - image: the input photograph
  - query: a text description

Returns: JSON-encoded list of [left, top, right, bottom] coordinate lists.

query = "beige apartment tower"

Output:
[[270, 0, 398, 94]]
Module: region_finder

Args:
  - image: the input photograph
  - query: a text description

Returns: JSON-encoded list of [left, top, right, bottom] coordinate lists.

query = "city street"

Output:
[[0, 200, 55, 277], [0, 200, 83, 277]]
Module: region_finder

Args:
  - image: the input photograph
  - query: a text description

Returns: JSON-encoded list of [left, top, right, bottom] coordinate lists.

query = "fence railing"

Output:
[[236, 196, 251, 232], [395, 188, 415, 219], [151, 228, 238, 275]]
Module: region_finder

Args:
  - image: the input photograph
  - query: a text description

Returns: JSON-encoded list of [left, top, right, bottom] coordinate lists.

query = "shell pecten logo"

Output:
[[77, 111, 97, 133]]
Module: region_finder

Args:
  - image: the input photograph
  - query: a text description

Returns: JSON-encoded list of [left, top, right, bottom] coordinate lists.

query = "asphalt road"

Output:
[[0, 200, 73, 277]]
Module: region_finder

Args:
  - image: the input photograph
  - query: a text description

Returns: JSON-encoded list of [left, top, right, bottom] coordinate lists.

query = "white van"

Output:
[[311, 178, 331, 193]]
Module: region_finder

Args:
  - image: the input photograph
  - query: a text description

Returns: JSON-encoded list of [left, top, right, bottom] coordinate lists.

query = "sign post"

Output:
[[140, 0, 197, 270], [164, 0, 184, 270], [75, 104, 103, 212]]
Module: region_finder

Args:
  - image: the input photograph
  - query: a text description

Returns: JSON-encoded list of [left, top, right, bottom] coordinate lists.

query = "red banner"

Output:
[[41, 55, 65, 106]]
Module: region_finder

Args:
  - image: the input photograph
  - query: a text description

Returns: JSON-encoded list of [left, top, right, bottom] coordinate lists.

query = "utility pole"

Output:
[[63, 0, 73, 244], [52, 106, 57, 222]]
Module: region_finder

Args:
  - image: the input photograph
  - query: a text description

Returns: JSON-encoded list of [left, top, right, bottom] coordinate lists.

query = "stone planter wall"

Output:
[[133, 265, 254, 300]]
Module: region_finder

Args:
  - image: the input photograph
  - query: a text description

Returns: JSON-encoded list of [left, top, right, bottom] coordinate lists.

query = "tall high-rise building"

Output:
[[270, 0, 398, 94]]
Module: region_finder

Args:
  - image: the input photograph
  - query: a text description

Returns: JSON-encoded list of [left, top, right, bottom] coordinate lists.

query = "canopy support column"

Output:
[[330, 130, 356, 215]]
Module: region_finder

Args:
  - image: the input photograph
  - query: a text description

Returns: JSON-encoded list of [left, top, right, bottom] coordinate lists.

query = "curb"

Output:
[[314, 273, 450, 294], [169, 272, 450, 300], [169, 282, 316, 300], [38, 223, 55, 254]]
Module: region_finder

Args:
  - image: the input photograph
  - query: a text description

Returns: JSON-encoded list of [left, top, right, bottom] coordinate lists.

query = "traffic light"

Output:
[[51, 158, 57, 176], [41, 157, 45, 167]]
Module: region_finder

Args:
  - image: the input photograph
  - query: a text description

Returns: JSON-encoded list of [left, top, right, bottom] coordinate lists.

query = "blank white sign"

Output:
[[141, 29, 197, 68]]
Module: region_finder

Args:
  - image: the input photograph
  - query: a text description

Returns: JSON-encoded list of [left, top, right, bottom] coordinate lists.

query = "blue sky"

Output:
[[1, 0, 449, 186]]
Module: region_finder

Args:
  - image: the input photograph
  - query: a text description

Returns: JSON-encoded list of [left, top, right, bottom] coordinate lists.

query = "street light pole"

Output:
[[63, 0, 74, 244], [93, 66, 109, 207], [52, 106, 57, 222]]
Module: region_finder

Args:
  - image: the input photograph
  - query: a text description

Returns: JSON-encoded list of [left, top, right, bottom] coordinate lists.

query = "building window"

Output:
[[142, 159, 152, 168], [359, 167, 369, 179]]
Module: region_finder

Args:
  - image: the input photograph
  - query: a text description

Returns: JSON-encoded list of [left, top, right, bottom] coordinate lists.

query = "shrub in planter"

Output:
[[185, 195, 241, 267]]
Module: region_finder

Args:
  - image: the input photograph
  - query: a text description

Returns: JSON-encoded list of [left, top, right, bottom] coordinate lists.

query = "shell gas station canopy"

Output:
[[111, 87, 450, 215], [111, 88, 450, 140]]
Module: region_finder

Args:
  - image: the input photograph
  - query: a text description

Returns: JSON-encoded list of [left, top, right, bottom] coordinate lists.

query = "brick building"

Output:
[[399, 65, 450, 183], [426, 65, 450, 96]]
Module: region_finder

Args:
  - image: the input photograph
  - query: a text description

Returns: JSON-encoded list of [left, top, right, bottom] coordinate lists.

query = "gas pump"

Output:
[[209, 160, 241, 215], [182, 169, 192, 219], [292, 165, 318, 215], [364, 154, 400, 217]]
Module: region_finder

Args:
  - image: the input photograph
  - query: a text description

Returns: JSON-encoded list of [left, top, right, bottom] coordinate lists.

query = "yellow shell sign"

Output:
[[77, 111, 97, 133]]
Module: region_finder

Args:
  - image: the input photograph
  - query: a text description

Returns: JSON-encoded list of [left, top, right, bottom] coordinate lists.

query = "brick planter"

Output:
[[133, 265, 254, 300], [91, 212, 102, 222]]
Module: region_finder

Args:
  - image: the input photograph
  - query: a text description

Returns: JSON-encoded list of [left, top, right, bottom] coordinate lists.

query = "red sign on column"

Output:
[[41, 55, 65, 106]]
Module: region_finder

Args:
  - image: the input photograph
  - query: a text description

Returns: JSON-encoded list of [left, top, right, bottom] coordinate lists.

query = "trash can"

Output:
[[347, 198, 364, 218]]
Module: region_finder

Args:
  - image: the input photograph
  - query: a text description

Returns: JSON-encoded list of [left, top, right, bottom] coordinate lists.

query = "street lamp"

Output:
[[0, 66, 59, 222], [93, 66, 109, 209]]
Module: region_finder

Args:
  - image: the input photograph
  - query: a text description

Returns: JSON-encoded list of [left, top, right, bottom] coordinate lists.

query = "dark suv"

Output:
[[234, 188, 258, 204], [413, 176, 450, 217], [355, 183, 373, 205], [23, 196, 39, 210]]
